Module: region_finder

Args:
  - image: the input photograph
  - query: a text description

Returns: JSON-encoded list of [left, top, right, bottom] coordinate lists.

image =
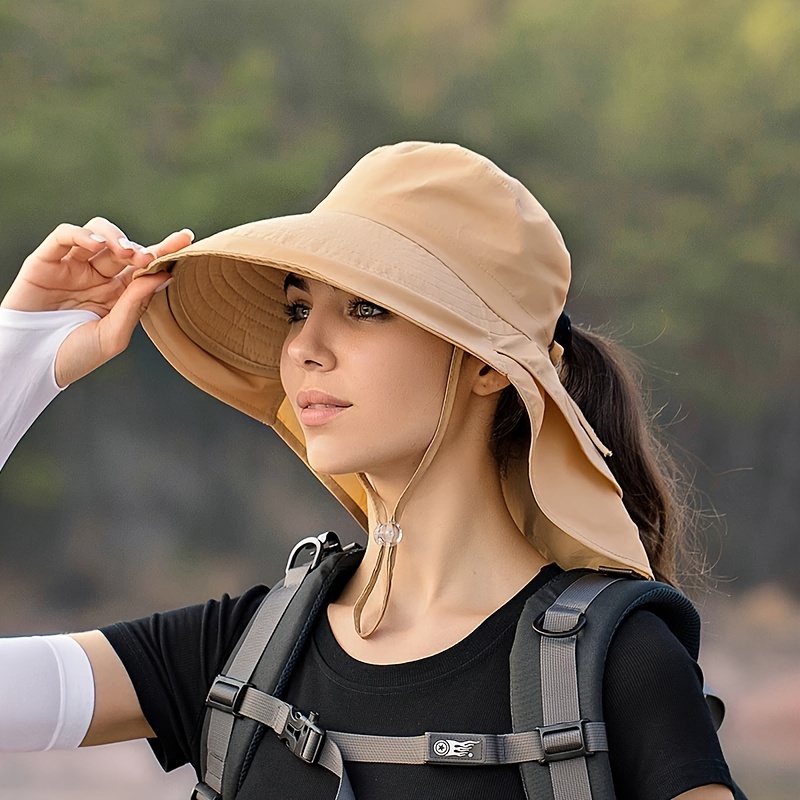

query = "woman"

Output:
[[0, 142, 736, 798]]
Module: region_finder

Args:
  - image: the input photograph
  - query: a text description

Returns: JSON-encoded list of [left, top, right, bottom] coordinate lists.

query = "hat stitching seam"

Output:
[[204, 224, 483, 322], [182, 257, 286, 366], [184, 259, 281, 342], [211, 223, 498, 332], [305, 209, 505, 329], [213, 258, 287, 341], [182, 248, 495, 372], [231, 261, 291, 341]]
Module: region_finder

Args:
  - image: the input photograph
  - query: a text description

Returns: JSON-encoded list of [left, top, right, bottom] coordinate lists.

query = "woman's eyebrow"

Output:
[[283, 273, 309, 294]]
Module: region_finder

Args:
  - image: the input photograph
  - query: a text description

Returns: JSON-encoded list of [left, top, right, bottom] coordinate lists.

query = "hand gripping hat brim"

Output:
[[138, 141, 653, 578]]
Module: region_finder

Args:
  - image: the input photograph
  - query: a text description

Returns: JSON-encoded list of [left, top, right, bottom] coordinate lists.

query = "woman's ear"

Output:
[[470, 359, 511, 397]]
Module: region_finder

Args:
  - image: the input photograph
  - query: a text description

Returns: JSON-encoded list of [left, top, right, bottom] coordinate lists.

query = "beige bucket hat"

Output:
[[138, 141, 652, 579]]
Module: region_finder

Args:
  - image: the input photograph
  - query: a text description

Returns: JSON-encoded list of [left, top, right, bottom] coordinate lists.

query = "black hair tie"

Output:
[[554, 312, 572, 358]]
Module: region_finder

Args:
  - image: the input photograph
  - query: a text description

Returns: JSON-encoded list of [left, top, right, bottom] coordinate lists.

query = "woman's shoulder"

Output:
[[101, 583, 270, 677]]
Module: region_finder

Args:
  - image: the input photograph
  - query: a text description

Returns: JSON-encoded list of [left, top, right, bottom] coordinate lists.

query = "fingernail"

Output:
[[119, 237, 143, 250], [154, 277, 175, 294], [180, 228, 195, 242], [89, 233, 107, 243]]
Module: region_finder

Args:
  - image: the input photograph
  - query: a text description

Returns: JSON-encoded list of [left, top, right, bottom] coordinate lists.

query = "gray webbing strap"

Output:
[[538, 574, 620, 800], [229, 683, 606, 797], [203, 563, 311, 795], [230, 689, 354, 800], [331, 725, 606, 765]]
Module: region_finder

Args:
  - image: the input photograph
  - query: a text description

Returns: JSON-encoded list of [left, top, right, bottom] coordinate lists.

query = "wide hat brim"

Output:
[[138, 142, 652, 578]]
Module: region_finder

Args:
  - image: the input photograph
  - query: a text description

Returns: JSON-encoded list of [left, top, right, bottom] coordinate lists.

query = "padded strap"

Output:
[[202, 561, 311, 795], [537, 574, 621, 800]]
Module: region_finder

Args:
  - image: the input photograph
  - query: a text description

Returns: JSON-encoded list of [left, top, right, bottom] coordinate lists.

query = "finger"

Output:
[[88, 237, 152, 277], [114, 264, 139, 289], [69, 217, 125, 261], [83, 217, 150, 275], [97, 274, 172, 358], [87, 246, 136, 277], [84, 217, 142, 253], [29, 223, 110, 265], [72, 238, 144, 268], [89, 227, 191, 277], [145, 228, 195, 261], [129, 229, 194, 278], [84, 216, 126, 240], [89, 237, 158, 278]]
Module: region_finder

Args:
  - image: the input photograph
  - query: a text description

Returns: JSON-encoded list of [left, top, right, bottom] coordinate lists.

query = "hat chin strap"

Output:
[[353, 346, 465, 638]]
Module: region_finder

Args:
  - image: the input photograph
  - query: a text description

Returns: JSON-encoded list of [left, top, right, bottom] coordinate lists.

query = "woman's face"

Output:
[[279, 274, 455, 480]]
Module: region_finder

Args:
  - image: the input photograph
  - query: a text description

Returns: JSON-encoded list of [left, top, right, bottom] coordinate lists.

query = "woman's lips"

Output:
[[296, 391, 351, 427], [299, 404, 349, 426]]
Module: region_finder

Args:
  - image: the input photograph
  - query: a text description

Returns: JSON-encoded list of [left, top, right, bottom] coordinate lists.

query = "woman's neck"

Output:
[[335, 438, 549, 644]]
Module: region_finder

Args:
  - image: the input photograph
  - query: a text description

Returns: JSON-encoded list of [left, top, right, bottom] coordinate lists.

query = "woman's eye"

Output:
[[282, 302, 310, 323], [349, 299, 387, 319]]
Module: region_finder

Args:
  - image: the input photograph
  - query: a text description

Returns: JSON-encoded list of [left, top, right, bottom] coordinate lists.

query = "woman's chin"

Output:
[[304, 448, 362, 477]]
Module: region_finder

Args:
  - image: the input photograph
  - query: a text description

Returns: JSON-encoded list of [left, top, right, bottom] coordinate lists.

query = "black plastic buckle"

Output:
[[191, 782, 221, 800], [206, 675, 249, 717], [278, 705, 325, 764], [537, 720, 590, 763]]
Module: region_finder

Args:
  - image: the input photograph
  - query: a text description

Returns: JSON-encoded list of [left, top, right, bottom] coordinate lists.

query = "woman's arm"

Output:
[[674, 786, 733, 800], [0, 630, 153, 751], [70, 630, 155, 745], [0, 219, 192, 750], [0, 307, 98, 469]]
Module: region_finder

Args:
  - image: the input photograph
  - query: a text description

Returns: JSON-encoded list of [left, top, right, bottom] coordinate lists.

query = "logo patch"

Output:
[[426, 733, 485, 763]]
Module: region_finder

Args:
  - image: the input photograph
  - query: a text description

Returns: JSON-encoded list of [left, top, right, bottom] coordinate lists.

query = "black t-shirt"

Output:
[[102, 564, 734, 799]]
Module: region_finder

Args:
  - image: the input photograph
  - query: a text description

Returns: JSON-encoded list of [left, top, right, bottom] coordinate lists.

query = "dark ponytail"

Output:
[[490, 325, 691, 587]]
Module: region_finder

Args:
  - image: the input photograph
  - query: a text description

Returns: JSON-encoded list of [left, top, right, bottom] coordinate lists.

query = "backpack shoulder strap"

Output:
[[193, 532, 364, 800], [511, 568, 701, 800]]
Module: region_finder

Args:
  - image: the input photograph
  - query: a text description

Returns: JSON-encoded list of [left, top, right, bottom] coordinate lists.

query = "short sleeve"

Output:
[[101, 585, 268, 772], [603, 609, 734, 799]]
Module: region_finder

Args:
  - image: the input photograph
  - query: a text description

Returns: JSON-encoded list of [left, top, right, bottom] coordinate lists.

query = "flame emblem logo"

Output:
[[432, 738, 481, 758]]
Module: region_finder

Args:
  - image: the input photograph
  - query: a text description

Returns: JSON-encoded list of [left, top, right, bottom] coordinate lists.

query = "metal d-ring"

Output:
[[284, 531, 342, 575], [531, 611, 587, 638]]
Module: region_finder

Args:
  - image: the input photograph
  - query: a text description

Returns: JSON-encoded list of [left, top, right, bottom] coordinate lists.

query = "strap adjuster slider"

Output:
[[206, 675, 249, 717], [191, 781, 222, 800], [537, 719, 590, 763]]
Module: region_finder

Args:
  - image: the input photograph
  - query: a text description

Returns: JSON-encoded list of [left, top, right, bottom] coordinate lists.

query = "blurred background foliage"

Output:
[[0, 0, 799, 628]]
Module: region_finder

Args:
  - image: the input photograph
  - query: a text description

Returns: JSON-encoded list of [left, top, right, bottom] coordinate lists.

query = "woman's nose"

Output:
[[284, 314, 335, 371]]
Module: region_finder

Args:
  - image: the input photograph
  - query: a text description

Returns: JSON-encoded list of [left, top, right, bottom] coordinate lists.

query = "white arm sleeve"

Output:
[[0, 307, 99, 470], [0, 634, 95, 751]]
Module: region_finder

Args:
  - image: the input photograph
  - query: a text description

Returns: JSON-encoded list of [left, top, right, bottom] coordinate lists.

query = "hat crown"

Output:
[[314, 142, 571, 345]]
